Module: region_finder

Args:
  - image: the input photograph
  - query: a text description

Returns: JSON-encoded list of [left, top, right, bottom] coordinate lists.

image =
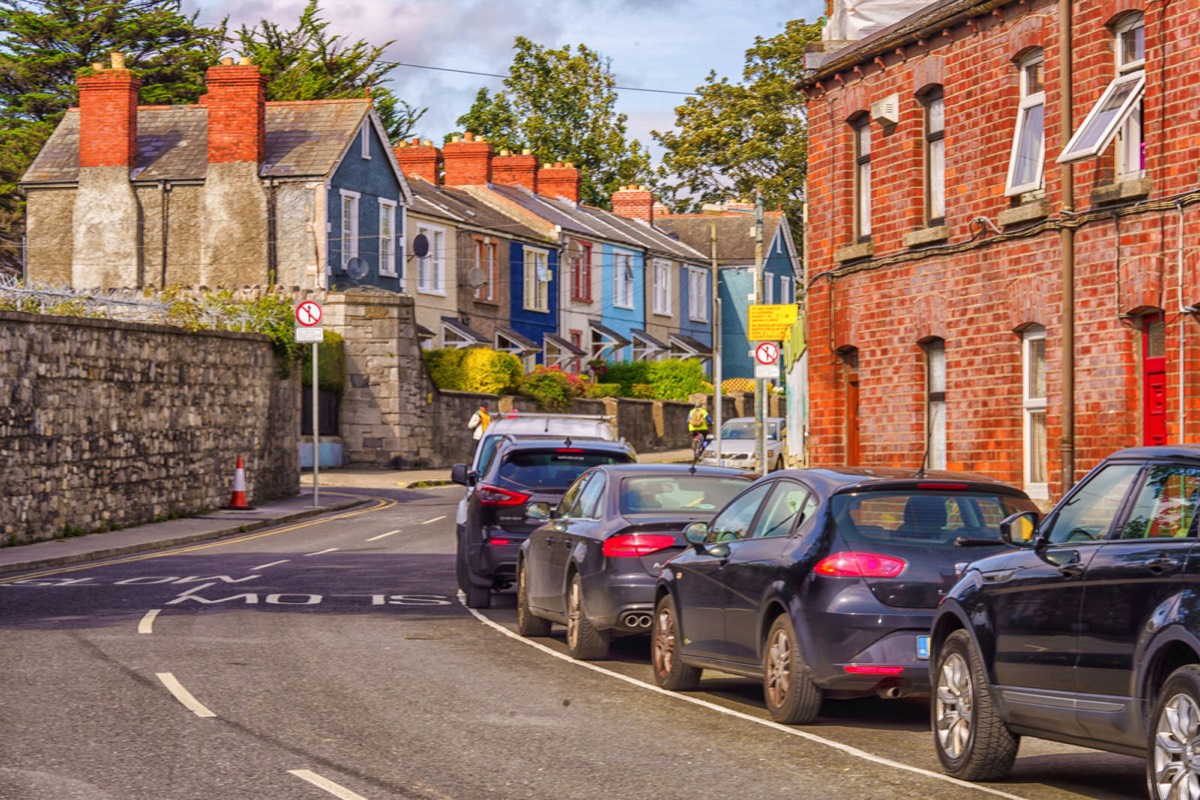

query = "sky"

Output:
[[185, 0, 825, 165]]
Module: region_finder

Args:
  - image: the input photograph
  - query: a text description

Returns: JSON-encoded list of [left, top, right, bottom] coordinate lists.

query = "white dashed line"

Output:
[[250, 559, 290, 570], [156, 672, 216, 718], [421, 515, 447, 525], [137, 609, 160, 634], [365, 529, 402, 542], [305, 548, 339, 556], [288, 770, 371, 799], [462, 596, 1026, 800]]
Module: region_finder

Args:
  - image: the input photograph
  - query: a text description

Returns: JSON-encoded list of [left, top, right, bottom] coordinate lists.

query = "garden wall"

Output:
[[0, 309, 298, 546]]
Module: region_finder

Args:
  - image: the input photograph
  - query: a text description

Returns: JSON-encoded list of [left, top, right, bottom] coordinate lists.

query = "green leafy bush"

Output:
[[600, 361, 651, 395], [518, 365, 590, 411], [591, 383, 621, 398], [646, 358, 710, 401], [299, 330, 346, 394], [630, 383, 656, 399], [422, 347, 522, 394]]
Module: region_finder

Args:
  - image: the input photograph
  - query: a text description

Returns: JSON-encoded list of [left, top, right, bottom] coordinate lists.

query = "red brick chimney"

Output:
[[492, 148, 539, 193], [77, 53, 140, 169], [202, 57, 267, 164], [538, 161, 581, 203], [612, 184, 655, 224], [394, 137, 442, 184], [442, 131, 493, 186]]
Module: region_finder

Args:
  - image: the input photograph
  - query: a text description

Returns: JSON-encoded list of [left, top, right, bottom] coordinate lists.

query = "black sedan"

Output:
[[651, 467, 1037, 725], [517, 464, 752, 661]]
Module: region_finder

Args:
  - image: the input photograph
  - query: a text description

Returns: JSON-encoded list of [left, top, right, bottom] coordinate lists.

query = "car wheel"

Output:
[[1148, 664, 1200, 800], [932, 629, 1018, 780], [516, 558, 551, 637], [762, 615, 822, 724], [566, 574, 609, 660], [651, 593, 701, 691]]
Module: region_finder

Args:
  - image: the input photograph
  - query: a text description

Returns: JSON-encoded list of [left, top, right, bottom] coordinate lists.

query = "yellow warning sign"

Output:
[[747, 304, 798, 341]]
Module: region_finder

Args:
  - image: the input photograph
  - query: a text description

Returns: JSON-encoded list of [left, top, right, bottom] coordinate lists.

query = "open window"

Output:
[[1005, 50, 1045, 196]]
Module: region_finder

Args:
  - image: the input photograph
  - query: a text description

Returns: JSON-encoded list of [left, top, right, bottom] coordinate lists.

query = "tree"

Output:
[[651, 19, 822, 231], [237, 0, 424, 142], [456, 36, 651, 208], [0, 0, 227, 274]]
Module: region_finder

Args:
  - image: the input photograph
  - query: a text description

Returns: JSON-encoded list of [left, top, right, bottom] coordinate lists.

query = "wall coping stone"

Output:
[[1090, 177, 1153, 206], [998, 200, 1052, 227], [834, 241, 875, 263]]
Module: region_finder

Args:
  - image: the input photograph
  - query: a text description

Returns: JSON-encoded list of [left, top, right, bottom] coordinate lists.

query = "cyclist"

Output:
[[687, 401, 712, 459]]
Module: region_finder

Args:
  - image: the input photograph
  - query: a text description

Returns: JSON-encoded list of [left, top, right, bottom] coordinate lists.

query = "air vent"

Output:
[[871, 94, 900, 127]]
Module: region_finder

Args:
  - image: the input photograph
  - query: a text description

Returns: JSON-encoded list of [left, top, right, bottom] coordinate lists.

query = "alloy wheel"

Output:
[[935, 650, 974, 759], [765, 628, 793, 708], [1152, 690, 1200, 800], [567, 578, 581, 651], [654, 605, 677, 677]]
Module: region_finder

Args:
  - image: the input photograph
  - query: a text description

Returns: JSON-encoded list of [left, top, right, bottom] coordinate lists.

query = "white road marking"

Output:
[[462, 596, 1028, 800], [365, 529, 402, 542], [168, 581, 215, 603], [250, 559, 290, 570], [421, 515, 447, 525], [288, 770, 370, 799], [156, 672, 216, 718], [137, 609, 160, 634], [304, 548, 339, 556]]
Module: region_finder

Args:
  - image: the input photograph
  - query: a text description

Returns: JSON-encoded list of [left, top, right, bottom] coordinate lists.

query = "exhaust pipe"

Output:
[[876, 683, 904, 699], [621, 612, 653, 629]]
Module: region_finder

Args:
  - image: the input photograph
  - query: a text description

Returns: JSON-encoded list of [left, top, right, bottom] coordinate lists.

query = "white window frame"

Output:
[[524, 247, 550, 312], [925, 339, 946, 471], [764, 273, 775, 305], [652, 259, 672, 316], [780, 275, 793, 304], [339, 189, 359, 271], [474, 237, 497, 303], [1115, 13, 1145, 177], [1057, 71, 1144, 166], [614, 252, 635, 309], [688, 266, 709, 322], [1022, 326, 1049, 499], [378, 200, 396, 277], [1005, 51, 1046, 196], [924, 87, 946, 224], [361, 125, 371, 159], [416, 223, 446, 295], [853, 118, 871, 240]]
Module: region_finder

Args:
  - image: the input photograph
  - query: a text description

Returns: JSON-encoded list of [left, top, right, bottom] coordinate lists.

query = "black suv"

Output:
[[929, 445, 1200, 799], [452, 437, 636, 609]]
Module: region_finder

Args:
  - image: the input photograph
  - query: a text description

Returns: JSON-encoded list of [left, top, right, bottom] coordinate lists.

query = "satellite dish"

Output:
[[412, 233, 430, 259], [467, 267, 488, 289], [345, 256, 369, 280]]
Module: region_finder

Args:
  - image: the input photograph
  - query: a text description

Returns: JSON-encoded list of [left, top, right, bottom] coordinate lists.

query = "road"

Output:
[[0, 487, 1147, 800]]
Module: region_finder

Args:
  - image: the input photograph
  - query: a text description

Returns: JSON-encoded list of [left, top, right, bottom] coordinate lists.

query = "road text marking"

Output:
[[305, 548, 339, 557], [365, 529, 402, 542], [421, 515, 447, 525], [250, 560, 290, 570], [156, 672, 216, 718], [463, 596, 1027, 800], [288, 770, 370, 800], [137, 609, 160, 634]]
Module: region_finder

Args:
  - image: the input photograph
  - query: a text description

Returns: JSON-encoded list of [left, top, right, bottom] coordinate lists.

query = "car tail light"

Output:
[[556, 448, 585, 453], [844, 665, 905, 675], [814, 552, 907, 578], [476, 484, 531, 507], [917, 482, 968, 491], [603, 533, 677, 558], [487, 538, 511, 547]]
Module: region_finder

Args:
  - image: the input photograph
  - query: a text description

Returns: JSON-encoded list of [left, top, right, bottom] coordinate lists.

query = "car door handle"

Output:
[[1057, 562, 1084, 577], [981, 569, 1015, 583], [1142, 557, 1178, 575]]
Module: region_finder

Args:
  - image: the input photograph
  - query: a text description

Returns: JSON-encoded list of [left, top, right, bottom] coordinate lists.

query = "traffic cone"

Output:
[[226, 454, 252, 510]]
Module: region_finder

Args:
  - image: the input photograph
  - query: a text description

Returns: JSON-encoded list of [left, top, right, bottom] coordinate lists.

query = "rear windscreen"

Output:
[[498, 451, 631, 491], [831, 491, 1034, 547], [619, 476, 749, 514]]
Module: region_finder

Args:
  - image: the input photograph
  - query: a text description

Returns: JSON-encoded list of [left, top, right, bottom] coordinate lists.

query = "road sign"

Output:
[[295, 327, 325, 343], [754, 342, 779, 366], [747, 304, 798, 341], [755, 361, 779, 380], [295, 300, 323, 327]]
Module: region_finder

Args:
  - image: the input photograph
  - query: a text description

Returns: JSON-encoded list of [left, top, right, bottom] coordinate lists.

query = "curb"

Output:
[[0, 498, 367, 576], [398, 479, 456, 489]]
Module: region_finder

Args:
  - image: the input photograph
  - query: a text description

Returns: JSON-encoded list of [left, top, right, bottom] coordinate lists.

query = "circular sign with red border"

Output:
[[754, 342, 779, 366], [295, 300, 323, 327]]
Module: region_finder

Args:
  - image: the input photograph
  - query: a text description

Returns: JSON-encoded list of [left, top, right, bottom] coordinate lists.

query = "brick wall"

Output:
[[77, 69, 139, 168], [203, 62, 267, 165], [442, 132, 493, 187], [803, 0, 1200, 497], [0, 310, 297, 545]]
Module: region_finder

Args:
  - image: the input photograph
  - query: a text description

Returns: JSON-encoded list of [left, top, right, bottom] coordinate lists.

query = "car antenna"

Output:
[[916, 446, 929, 479], [564, 436, 572, 447]]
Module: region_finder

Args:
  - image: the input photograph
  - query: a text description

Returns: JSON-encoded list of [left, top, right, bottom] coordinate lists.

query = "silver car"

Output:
[[700, 416, 786, 472]]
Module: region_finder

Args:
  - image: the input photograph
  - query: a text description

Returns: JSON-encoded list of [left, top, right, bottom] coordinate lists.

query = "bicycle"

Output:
[[691, 430, 711, 462]]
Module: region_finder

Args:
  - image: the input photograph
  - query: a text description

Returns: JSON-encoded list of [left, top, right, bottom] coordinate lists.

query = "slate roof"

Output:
[[407, 179, 547, 243], [23, 99, 375, 184], [656, 213, 784, 265]]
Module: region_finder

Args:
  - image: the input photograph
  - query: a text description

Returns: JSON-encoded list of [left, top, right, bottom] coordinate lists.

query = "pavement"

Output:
[[0, 448, 694, 577]]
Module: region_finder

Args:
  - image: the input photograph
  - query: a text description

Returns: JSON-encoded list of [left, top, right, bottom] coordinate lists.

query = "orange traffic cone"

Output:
[[226, 454, 252, 509]]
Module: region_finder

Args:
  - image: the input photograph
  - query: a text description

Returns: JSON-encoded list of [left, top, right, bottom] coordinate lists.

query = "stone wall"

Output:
[[0, 310, 298, 546]]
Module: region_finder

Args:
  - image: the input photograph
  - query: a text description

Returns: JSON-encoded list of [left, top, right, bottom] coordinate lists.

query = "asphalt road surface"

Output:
[[0, 487, 1147, 800]]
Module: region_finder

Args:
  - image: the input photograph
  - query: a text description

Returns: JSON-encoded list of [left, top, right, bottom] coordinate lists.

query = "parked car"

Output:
[[651, 467, 1037, 725], [516, 464, 753, 660], [928, 445, 1200, 797], [452, 436, 636, 609], [700, 417, 786, 472]]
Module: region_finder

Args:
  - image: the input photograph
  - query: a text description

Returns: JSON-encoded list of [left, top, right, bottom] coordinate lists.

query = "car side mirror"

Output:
[[526, 501, 552, 520], [450, 464, 468, 485], [999, 510, 1041, 548], [683, 521, 709, 552]]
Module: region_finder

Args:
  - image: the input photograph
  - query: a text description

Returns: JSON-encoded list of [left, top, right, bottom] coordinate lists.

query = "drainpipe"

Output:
[[1059, 0, 1077, 491], [1178, 202, 1189, 443], [159, 180, 171, 288], [711, 219, 722, 462], [267, 177, 277, 287]]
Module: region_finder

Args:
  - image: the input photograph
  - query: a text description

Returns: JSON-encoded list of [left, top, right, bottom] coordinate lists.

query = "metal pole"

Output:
[[711, 219, 723, 462], [312, 340, 320, 507], [754, 190, 766, 473]]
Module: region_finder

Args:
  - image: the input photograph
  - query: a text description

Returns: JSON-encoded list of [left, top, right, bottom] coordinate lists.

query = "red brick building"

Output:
[[800, 0, 1200, 500]]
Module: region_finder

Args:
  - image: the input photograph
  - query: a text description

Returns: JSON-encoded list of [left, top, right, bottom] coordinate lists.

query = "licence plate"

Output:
[[917, 635, 930, 660]]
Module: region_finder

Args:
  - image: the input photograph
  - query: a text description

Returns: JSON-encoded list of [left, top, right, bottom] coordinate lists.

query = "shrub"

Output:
[[646, 358, 710, 401], [630, 383, 657, 399], [591, 383, 621, 399], [601, 361, 651, 396], [422, 348, 521, 394], [517, 365, 590, 411], [299, 330, 346, 394]]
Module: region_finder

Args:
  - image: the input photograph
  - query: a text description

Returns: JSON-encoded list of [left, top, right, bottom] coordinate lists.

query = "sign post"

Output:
[[753, 341, 781, 473], [295, 300, 324, 507]]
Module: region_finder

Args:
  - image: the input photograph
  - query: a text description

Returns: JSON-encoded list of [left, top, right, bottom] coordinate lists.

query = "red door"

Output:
[[1143, 313, 1166, 446]]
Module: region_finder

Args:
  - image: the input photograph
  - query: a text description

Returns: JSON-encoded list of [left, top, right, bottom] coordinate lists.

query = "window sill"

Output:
[[417, 288, 446, 297], [1090, 176, 1152, 206], [834, 242, 875, 263], [473, 297, 499, 306], [998, 200, 1052, 227], [902, 225, 951, 248], [571, 296, 594, 304], [523, 307, 550, 314], [652, 309, 673, 318]]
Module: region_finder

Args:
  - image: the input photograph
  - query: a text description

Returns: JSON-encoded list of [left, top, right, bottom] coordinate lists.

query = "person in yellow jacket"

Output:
[[687, 401, 712, 457], [468, 403, 491, 441]]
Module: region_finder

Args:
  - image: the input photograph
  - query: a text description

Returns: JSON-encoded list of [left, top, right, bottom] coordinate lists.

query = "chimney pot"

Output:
[[522, 148, 532, 156], [110, 52, 125, 69], [91, 62, 104, 71], [240, 56, 252, 66], [221, 56, 234, 66]]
